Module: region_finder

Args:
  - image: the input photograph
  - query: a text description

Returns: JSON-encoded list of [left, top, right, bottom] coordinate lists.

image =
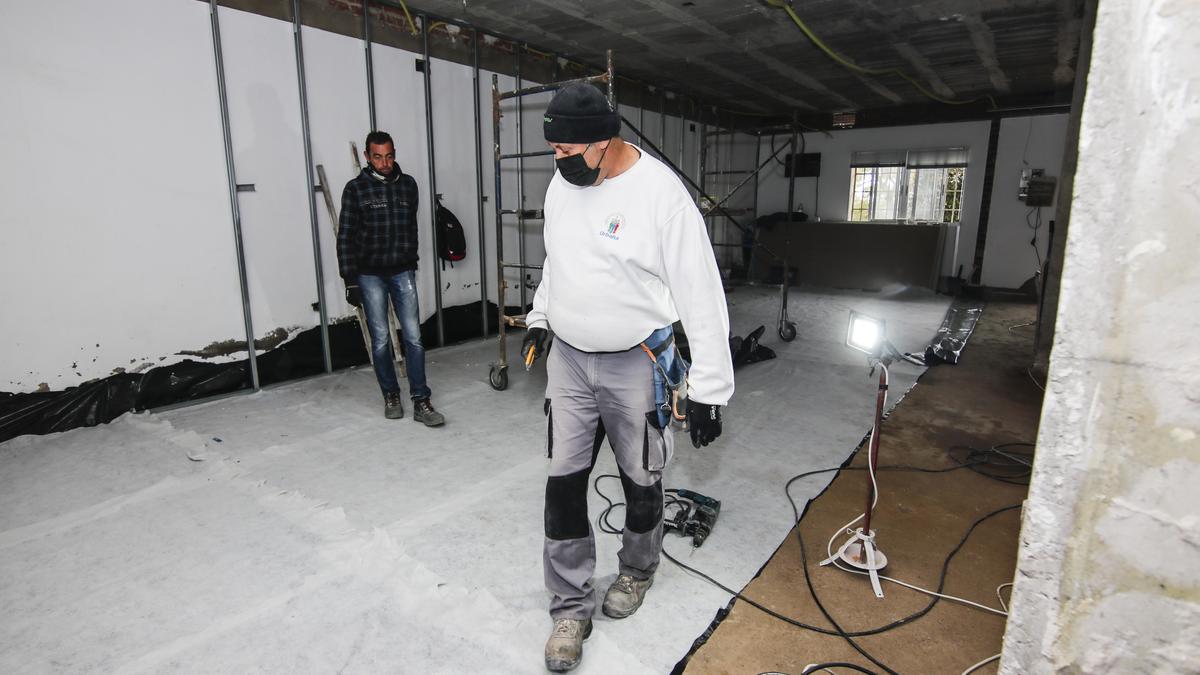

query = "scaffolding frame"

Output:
[[487, 52, 615, 391], [622, 116, 801, 342]]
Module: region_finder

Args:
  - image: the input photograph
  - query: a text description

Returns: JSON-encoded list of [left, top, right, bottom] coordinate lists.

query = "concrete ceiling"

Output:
[[407, 0, 1084, 118]]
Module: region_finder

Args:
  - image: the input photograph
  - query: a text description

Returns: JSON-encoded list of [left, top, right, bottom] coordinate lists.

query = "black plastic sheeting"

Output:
[[0, 301, 508, 444], [0, 322, 366, 443], [924, 299, 985, 365]]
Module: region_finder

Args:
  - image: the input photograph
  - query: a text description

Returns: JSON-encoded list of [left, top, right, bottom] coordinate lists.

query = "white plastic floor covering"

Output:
[[0, 287, 950, 674]]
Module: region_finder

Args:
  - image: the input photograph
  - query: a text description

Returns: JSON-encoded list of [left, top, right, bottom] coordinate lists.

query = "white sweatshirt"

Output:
[[526, 149, 735, 406]]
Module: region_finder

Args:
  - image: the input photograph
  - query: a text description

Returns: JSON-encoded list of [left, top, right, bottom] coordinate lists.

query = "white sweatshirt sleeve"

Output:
[[659, 205, 734, 406], [525, 183, 553, 331], [526, 256, 550, 331]]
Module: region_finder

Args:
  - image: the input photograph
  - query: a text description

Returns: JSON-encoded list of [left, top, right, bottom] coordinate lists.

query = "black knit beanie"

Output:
[[543, 83, 620, 143]]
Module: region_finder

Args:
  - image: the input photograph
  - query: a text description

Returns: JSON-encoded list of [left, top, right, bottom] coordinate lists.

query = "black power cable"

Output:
[[801, 663, 880, 675], [947, 442, 1033, 485], [769, 129, 806, 173], [593, 454, 1025, 646], [596, 466, 1021, 638], [787, 471, 897, 675]]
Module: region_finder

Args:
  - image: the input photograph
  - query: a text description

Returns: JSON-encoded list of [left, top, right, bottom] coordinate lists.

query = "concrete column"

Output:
[[1033, 2, 1096, 374], [1000, 0, 1200, 672]]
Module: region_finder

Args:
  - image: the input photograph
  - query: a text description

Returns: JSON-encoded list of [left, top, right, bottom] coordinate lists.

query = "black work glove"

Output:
[[345, 284, 363, 308], [687, 400, 723, 448], [522, 326, 549, 365]]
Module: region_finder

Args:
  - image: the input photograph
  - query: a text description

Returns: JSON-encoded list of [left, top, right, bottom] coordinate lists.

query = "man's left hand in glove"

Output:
[[686, 400, 723, 448]]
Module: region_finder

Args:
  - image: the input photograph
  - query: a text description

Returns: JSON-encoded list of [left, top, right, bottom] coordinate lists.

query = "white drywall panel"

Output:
[[219, 6, 320, 335], [371, 39, 434, 323], [632, 103, 664, 162], [620, 103, 641, 148], [300, 25, 371, 322], [0, 0, 243, 393], [427, 58, 485, 312], [980, 114, 1070, 288]]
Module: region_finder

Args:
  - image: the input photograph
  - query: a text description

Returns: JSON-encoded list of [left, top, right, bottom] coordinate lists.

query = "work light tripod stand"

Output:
[[821, 315, 923, 598]]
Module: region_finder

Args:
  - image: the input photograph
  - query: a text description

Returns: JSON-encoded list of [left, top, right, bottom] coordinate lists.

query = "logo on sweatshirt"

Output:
[[598, 213, 624, 241]]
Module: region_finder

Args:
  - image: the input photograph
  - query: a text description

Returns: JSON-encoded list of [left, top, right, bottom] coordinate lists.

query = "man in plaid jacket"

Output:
[[337, 131, 444, 426]]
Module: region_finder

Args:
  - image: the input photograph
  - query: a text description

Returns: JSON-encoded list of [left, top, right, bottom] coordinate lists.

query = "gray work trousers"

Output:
[[542, 338, 673, 620]]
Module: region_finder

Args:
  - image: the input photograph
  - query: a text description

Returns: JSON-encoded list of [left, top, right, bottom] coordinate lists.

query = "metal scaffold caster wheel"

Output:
[[489, 364, 509, 391], [779, 321, 797, 342]]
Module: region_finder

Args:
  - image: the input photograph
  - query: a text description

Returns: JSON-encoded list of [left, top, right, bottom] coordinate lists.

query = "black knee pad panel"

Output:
[[545, 467, 592, 540], [618, 468, 663, 534]]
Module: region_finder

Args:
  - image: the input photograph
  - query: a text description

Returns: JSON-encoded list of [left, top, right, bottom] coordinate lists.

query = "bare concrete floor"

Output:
[[686, 302, 1042, 675]]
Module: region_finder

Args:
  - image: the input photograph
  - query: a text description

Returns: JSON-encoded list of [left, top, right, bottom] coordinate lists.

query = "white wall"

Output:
[[981, 114, 1070, 288], [0, 0, 244, 392], [0, 1, 684, 394], [753, 116, 1071, 285], [221, 7, 322, 335], [301, 23, 369, 324], [371, 33, 438, 320]]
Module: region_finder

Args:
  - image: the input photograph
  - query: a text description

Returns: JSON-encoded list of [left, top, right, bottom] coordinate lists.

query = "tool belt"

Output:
[[640, 325, 689, 430]]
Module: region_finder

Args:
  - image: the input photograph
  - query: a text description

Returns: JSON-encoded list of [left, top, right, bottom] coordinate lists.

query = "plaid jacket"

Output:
[[337, 167, 420, 280]]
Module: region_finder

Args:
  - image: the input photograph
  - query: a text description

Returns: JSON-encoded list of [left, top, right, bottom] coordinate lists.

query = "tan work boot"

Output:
[[544, 618, 591, 672], [602, 574, 653, 619]]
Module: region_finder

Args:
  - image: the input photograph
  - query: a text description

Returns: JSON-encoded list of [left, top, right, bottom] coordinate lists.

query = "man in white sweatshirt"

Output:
[[524, 83, 734, 672]]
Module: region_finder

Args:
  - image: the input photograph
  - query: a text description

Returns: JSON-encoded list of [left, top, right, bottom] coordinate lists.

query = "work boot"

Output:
[[412, 397, 445, 427], [384, 392, 404, 419], [544, 618, 591, 672], [602, 574, 654, 619]]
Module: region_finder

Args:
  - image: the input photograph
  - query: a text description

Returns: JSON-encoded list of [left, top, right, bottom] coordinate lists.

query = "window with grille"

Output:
[[847, 148, 968, 223]]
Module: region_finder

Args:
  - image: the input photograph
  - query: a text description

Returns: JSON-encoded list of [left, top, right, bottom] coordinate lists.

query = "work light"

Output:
[[846, 311, 885, 355]]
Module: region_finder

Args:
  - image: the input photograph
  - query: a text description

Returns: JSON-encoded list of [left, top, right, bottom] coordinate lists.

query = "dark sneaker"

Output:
[[413, 398, 445, 427], [602, 574, 654, 619], [544, 618, 591, 672], [384, 392, 404, 419]]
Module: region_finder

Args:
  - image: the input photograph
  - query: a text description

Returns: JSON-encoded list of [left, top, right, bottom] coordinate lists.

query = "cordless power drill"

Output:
[[672, 489, 722, 547]]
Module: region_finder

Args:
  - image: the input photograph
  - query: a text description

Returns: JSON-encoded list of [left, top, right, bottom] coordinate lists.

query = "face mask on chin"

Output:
[[556, 142, 608, 187]]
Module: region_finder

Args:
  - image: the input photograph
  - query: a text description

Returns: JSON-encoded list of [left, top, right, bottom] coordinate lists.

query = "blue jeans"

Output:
[[358, 271, 431, 400]]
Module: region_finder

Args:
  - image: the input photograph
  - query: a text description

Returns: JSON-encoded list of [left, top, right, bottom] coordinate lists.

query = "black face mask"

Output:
[[556, 143, 608, 187]]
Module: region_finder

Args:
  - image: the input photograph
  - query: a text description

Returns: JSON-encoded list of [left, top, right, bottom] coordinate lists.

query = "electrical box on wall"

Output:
[[1019, 168, 1057, 206], [1025, 177, 1057, 206], [1019, 168, 1058, 207]]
